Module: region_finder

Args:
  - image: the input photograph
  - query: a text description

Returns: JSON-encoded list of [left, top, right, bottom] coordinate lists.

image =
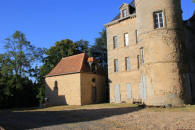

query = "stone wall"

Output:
[[106, 0, 188, 106], [106, 17, 141, 103], [135, 0, 185, 106], [45, 73, 81, 106], [80, 73, 106, 105], [45, 72, 106, 106]]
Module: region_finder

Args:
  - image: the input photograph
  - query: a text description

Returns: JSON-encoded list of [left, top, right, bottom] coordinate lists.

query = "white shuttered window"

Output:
[[124, 33, 129, 46]]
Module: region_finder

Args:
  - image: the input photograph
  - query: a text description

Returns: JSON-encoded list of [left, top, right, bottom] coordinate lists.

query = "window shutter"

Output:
[[114, 59, 119, 72], [126, 57, 130, 71], [126, 83, 132, 99], [124, 33, 129, 46]]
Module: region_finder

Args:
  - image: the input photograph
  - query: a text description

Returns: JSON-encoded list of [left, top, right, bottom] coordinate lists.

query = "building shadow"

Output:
[[0, 106, 143, 130], [45, 82, 67, 106]]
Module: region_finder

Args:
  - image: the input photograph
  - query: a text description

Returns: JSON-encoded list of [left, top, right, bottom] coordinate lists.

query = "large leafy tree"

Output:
[[3, 31, 43, 80], [0, 31, 43, 108]]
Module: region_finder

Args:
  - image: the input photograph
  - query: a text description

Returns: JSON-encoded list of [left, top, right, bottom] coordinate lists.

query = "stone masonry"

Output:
[[105, 0, 195, 106]]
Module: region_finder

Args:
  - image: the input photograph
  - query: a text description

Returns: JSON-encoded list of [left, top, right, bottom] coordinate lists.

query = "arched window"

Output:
[[54, 81, 58, 95]]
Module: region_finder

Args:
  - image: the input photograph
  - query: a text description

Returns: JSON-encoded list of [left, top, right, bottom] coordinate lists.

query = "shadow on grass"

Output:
[[0, 106, 143, 130]]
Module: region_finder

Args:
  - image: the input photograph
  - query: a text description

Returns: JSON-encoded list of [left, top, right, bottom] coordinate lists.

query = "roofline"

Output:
[[104, 13, 136, 27], [46, 72, 81, 77], [119, 3, 129, 9], [45, 71, 106, 78], [46, 53, 86, 77], [62, 53, 85, 60]]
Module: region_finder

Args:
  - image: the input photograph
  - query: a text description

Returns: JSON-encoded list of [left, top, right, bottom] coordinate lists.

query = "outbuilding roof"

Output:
[[46, 53, 90, 77]]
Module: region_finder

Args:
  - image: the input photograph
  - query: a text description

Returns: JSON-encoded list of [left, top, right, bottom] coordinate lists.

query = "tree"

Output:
[[39, 39, 89, 78], [37, 38, 89, 104], [193, 0, 195, 3], [74, 40, 89, 54], [0, 31, 43, 108], [94, 29, 107, 51], [89, 29, 107, 72], [4, 31, 43, 80]]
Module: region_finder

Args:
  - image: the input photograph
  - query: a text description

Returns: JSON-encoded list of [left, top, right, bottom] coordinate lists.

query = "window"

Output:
[[124, 33, 129, 46], [135, 30, 138, 44], [126, 83, 132, 99], [54, 81, 58, 95], [154, 11, 164, 29], [140, 75, 147, 99], [140, 48, 144, 64], [125, 57, 130, 71], [54, 81, 58, 90], [122, 9, 128, 18], [114, 59, 119, 72], [113, 36, 118, 49], [137, 55, 140, 69]]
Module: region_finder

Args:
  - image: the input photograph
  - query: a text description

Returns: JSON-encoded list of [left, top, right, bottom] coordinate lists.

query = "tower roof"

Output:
[[129, 0, 135, 8]]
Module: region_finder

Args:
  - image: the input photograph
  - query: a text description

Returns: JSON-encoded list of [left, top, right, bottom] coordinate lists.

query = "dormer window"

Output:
[[122, 9, 128, 18]]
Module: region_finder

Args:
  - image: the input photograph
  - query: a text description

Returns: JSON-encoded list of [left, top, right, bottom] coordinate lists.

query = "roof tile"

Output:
[[47, 53, 90, 77]]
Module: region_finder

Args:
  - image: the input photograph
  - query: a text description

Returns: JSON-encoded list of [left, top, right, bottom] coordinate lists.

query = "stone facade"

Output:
[[105, 0, 195, 106], [45, 73, 81, 105], [45, 53, 107, 106], [45, 73, 106, 106]]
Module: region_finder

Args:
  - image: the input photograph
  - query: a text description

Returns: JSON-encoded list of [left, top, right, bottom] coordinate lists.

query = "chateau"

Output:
[[105, 0, 195, 106]]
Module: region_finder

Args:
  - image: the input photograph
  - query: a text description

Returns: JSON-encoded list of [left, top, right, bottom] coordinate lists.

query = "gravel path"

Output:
[[0, 106, 195, 130]]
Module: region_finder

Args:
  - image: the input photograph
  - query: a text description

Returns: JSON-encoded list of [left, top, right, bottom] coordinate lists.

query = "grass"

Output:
[[2, 103, 195, 112], [146, 105, 195, 112], [14, 103, 138, 112]]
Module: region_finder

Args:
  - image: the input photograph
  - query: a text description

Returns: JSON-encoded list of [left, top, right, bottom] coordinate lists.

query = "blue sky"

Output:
[[0, 0, 194, 52]]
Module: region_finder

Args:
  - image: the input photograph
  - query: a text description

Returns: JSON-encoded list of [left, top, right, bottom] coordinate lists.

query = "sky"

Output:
[[0, 0, 194, 52]]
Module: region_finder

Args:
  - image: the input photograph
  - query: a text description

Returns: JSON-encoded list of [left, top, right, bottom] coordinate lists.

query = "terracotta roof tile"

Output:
[[47, 53, 90, 77]]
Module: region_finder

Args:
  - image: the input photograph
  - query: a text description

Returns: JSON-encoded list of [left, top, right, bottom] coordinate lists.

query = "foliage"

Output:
[[39, 39, 89, 79], [0, 31, 43, 108], [0, 29, 104, 108], [37, 39, 89, 103], [89, 28, 107, 72], [3, 31, 43, 78]]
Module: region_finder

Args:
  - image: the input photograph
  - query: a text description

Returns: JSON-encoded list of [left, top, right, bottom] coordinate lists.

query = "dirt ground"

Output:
[[0, 104, 195, 130]]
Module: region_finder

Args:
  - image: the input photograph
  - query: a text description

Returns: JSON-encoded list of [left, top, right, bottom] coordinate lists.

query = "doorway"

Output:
[[92, 87, 97, 103]]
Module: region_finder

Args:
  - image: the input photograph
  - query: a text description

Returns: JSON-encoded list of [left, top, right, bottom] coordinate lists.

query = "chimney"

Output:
[[87, 57, 98, 73]]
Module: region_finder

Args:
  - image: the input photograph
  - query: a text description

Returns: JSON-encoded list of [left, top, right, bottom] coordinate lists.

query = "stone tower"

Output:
[[135, 0, 185, 106]]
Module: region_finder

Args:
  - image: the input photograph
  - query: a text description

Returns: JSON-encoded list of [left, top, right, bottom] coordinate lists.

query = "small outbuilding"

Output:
[[45, 53, 106, 106]]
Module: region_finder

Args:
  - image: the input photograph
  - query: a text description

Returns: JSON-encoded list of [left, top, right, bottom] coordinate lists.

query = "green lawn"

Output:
[[146, 105, 195, 112], [2, 103, 195, 112], [25, 103, 138, 112]]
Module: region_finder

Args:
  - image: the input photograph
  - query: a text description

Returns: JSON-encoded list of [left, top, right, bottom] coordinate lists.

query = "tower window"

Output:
[[122, 9, 128, 18], [154, 11, 164, 29], [114, 59, 119, 72], [124, 33, 129, 46], [140, 48, 144, 64], [137, 55, 140, 69], [113, 36, 118, 49], [135, 30, 138, 44]]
